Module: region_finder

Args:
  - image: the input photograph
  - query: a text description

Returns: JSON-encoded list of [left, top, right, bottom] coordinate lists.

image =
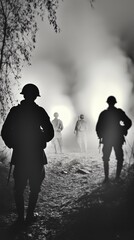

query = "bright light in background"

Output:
[[76, 56, 133, 125], [89, 58, 132, 123]]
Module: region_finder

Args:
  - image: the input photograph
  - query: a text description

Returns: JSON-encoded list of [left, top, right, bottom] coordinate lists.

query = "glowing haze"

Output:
[[19, 0, 134, 151]]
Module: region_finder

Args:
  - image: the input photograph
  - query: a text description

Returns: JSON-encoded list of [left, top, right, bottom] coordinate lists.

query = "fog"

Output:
[[18, 0, 134, 151]]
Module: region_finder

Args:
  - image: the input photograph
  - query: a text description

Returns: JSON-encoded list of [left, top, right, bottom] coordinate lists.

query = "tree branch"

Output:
[[0, 0, 7, 71]]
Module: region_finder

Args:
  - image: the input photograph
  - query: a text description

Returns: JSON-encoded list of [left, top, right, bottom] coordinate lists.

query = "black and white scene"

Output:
[[1, 0, 134, 239]]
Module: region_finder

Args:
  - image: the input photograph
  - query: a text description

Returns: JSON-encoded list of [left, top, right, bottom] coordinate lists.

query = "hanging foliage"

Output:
[[0, 0, 61, 118]]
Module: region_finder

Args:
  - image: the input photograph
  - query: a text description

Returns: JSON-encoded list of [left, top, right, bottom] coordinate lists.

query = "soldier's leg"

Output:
[[13, 167, 27, 223], [102, 144, 112, 182], [53, 138, 57, 153], [26, 165, 45, 223], [83, 134, 87, 153], [77, 135, 83, 152], [26, 192, 38, 221], [114, 144, 124, 179], [57, 137, 63, 153]]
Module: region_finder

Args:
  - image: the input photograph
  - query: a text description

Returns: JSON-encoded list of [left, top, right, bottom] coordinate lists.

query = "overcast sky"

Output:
[[19, 0, 134, 150]]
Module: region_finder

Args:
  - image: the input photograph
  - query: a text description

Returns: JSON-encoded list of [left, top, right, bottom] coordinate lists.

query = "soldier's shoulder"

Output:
[[35, 104, 45, 112], [117, 108, 125, 114], [10, 104, 20, 112], [102, 109, 107, 113], [36, 104, 49, 117], [36, 105, 44, 111], [5, 105, 21, 118], [99, 109, 107, 116]]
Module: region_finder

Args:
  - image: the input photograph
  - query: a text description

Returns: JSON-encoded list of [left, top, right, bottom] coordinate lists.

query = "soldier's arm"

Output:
[[1, 107, 16, 148], [40, 108, 54, 142], [120, 110, 132, 130], [59, 120, 64, 131], [119, 109, 132, 136], [74, 120, 79, 132], [96, 111, 105, 139]]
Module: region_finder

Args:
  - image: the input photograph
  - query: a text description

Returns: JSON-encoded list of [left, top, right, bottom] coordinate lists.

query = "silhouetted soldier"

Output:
[[1, 84, 54, 225], [52, 112, 63, 153], [74, 114, 88, 153], [96, 96, 132, 182]]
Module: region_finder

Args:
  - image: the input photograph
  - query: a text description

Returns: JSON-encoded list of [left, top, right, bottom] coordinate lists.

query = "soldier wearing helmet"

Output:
[[74, 114, 88, 153], [20, 83, 40, 97], [106, 96, 117, 104], [96, 95, 132, 183], [1, 83, 54, 225], [51, 112, 64, 154]]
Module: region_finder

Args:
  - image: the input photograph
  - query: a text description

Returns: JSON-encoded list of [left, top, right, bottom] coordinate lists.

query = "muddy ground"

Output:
[[0, 152, 134, 240]]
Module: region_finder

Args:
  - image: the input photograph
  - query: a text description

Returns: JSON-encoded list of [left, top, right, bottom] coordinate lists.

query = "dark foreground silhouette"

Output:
[[96, 96, 132, 183], [1, 84, 54, 226]]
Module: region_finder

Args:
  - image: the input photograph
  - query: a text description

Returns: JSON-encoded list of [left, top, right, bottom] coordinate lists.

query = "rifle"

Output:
[[7, 162, 12, 185], [98, 138, 102, 153]]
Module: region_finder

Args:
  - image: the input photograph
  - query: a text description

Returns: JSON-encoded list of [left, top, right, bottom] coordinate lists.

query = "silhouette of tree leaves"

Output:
[[0, 0, 61, 119]]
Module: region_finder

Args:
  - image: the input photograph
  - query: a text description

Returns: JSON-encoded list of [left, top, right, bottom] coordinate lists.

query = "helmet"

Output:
[[20, 84, 40, 97], [54, 112, 59, 117], [80, 114, 84, 119], [106, 96, 117, 104]]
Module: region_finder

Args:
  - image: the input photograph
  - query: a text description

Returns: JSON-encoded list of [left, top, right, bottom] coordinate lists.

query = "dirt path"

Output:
[[0, 153, 133, 240]]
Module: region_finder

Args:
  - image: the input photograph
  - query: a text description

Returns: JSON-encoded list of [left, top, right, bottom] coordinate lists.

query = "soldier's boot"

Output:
[[103, 161, 109, 183], [14, 191, 24, 224], [26, 192, 39, 224], [116, 160, 123, 180]]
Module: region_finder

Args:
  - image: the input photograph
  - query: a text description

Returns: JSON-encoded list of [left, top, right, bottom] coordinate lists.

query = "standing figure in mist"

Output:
[[96, 96, 132, 183], [1, 84, 54, 226], [52, 112, 64, 153], [74, 114, 88, 153]]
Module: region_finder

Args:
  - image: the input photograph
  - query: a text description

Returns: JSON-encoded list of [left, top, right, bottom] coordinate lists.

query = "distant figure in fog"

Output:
[[52, 112, 64, 153], [96, 96, 132, 183], [74, 114, 88, 152], [1, 84, 54, 226]]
